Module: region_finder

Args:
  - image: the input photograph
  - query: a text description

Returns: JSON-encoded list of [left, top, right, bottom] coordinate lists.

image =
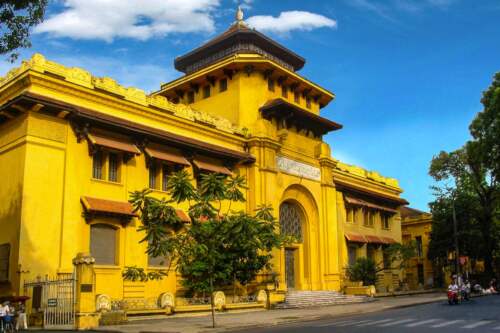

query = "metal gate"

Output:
[[23, 273, 76, 329]]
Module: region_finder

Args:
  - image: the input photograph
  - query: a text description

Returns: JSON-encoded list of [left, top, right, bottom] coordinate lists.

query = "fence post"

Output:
[[73, 253, 99, 329]]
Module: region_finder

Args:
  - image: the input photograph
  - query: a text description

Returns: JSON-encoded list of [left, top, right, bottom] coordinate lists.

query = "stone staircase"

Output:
[[275, 290, 374, 309]]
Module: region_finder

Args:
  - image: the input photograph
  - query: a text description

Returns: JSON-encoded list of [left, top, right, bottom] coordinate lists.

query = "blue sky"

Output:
[[2, 0, 499, 211]]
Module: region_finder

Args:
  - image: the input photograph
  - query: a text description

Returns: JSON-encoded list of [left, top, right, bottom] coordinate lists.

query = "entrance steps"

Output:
[[275, 290, 374, 309]]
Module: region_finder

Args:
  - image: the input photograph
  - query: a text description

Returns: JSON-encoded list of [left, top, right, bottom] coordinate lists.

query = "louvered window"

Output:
[[108, 152, 119, 182], [149, 163, 157, 189], [92, 151, 104, 180], [90, 224, 117, 265], [148, 251, 170, 267], [0, 244, 10, 282]]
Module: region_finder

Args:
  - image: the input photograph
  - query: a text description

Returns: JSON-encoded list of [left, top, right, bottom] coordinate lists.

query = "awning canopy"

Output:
[[192, 159, 232, 176], [145, 146, 190, 166], [87, 133, 140, 155], [344, 195, 398, 214], [81, 196, 137, 219], [176, 209, 191, 223], [381, 236, 398, 245], [260, 98, 342, 136], [345, 232, 366, 243], [365, 235, 384, 244]]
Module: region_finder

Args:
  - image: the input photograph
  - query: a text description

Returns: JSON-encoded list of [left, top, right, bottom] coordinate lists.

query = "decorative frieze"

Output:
[[276, 155, 321, 181]]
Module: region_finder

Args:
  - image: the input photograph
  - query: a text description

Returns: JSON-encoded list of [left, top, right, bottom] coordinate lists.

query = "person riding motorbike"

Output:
[[461, 280, 471, 301], [448, 282, 460, 305]]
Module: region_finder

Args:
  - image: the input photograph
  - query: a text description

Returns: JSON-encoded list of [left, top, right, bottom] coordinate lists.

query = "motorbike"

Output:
[[447, 289, 460, 305]]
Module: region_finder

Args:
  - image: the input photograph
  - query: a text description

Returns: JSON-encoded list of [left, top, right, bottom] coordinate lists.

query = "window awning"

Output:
[[145, 146, 190, 166], [365, 235, 384, 244], [87, 133, 140, 155], [192, 159, 232, 176], [344, 195, 398, 214], [176, 209, 191, 223], [81, 196, 137, 218], [381, 236, 398, 245], [345, 232, 366, 243]]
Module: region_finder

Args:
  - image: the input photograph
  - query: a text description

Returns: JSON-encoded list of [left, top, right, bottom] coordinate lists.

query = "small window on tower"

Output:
[[268, 79, 275, 92], [203, 85, 211, 98], [219, 78, 228, 92], [294, 91, 300, 103], [306, 97, 311, 109], [281, 85, 288, 98], [187, 91, 195, 104]]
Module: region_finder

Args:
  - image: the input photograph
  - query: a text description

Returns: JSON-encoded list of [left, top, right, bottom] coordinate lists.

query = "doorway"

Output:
[[285, 248, 296, 289]]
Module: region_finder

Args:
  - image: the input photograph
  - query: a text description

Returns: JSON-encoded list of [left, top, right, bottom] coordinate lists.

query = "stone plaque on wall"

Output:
[[276, 156, 321, 181]]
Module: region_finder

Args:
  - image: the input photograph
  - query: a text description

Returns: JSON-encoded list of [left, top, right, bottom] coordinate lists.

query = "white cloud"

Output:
[[246, 11, 337, 34], [35, 0, 220, 41]]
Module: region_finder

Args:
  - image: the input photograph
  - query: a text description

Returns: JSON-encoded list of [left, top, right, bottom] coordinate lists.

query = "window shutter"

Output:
[[90, 224, 117, 265], [0, 243, 10, 281]]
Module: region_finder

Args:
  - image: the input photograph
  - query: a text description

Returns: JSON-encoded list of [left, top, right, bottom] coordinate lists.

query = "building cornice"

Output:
[[0, 54, 248, 140]]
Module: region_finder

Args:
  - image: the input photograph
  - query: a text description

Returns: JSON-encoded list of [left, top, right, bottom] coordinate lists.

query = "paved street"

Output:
[[238, 295, 500, 333]]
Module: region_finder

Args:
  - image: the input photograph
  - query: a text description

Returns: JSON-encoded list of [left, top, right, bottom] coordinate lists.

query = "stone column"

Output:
[[73, 253, 99, 329]]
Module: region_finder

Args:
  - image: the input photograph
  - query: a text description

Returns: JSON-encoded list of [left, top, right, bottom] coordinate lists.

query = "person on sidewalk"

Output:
[[16, 302, 27, 330], [0, 302, 6, 332]]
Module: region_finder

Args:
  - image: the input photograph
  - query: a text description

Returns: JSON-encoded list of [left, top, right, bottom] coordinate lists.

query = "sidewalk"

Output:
[[100, 292, 446, 333]]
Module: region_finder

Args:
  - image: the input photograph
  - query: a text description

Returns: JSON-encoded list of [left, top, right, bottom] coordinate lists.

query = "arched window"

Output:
[[90, 224, 117, 265], [279, 202, 303, 242]]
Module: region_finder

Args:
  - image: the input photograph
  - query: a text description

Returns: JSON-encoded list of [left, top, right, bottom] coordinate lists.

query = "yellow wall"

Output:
[[0, 115, 27, 296]]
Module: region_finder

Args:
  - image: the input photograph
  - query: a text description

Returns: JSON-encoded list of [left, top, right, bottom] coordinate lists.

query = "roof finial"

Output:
[[236, 5, 244, 22]]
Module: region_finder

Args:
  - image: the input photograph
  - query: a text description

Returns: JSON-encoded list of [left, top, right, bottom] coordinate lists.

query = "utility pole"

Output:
[[451, 193, 460, 284]]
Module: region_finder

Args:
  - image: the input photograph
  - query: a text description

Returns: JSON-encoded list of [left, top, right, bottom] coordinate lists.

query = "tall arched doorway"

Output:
[[279, 201, 304, 290]]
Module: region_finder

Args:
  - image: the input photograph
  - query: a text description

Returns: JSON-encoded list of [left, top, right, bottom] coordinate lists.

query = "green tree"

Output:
[[346, 258, 377, 286], [1, 1, 48, 62], [427, 188, 483, 267], [124, 170, 286, 328], [429, 72, 500, 277]]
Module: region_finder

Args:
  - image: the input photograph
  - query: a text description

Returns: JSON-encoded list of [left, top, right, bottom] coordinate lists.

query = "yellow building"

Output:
[[0, 9, 407, 311], [401, 207, 434, 289]]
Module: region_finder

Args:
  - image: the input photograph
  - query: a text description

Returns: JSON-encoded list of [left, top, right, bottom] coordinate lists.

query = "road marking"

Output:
[[336, 320, 372, 326], [462, 320, 494, 329], [431, 320, 465, 327], [357, 318, 393, 326], [379, 318, 415, 327], [405, 319, 440, 327]]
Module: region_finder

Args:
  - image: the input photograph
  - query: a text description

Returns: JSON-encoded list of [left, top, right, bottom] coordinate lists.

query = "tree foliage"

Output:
[[346, 258, 377, 286], [428, 72, 500, 277], [123, 170, 286, 327], [1, 0, 48, 62]]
